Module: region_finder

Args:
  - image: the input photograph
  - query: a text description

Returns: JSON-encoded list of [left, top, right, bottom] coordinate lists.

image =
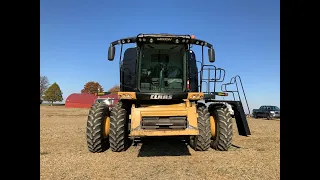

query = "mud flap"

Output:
[[229, 101, 251, 136]]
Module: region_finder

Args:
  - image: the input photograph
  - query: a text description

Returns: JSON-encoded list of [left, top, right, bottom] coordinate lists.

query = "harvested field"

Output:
[[40, 106, 280, 180]]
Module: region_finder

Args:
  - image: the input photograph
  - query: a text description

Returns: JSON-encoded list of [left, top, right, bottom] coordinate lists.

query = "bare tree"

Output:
[[40, 76, 49, 99]]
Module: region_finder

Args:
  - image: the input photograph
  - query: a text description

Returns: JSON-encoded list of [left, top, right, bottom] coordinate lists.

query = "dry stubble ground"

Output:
[[40, 106, 280, 180]]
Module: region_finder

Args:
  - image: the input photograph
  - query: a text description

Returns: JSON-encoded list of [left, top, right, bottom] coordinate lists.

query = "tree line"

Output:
[[40, 75, 120, 105]]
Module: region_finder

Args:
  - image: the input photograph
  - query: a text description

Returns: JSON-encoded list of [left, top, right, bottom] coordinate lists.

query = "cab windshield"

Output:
[[138, 44, 187, 92]]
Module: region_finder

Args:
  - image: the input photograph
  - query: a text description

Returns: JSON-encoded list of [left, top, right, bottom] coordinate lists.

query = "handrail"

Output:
[[221, 75, 250, 115], [199, 63, 226, 95]]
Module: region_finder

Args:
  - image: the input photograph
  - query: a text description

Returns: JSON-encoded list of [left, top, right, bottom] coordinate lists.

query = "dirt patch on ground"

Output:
[[40, 106, 280, 180]]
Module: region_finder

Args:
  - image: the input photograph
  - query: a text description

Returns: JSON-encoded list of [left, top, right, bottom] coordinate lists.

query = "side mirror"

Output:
[[108, 46, 115, 61], [208, 48, 215, 63]]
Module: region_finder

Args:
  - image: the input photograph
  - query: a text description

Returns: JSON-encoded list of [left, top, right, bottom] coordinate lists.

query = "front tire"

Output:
[[210, 107, 233, 151], [86, 102, 110, 153], [190, 106, 211, 151], [267, 113, 274, 120], [109, 102, 130, 152]]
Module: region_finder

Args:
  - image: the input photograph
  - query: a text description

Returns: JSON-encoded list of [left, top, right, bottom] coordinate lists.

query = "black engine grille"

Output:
[[141, 116, 187, 129]]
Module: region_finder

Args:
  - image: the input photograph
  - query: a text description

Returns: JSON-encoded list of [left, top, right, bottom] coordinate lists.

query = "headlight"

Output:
[[270, 111, 275, 114], [104, 99, 114, 105]]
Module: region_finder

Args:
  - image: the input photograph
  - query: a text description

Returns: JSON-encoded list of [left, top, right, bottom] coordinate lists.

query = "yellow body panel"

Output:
[[130, 129, 199, 136], [187, 92, 204, 100], [129, 99, 199, 137], [118, 92, 137, 100]]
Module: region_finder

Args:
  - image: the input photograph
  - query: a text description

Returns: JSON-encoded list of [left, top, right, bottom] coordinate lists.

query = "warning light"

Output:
[[191, 35, 195, 39], [94, 92, 112, 96], [215, 92, 228, 96], [187, 80, 190, 90]]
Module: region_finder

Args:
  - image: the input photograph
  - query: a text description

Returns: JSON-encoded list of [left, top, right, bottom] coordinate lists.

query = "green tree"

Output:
[[43, 82, 63, 106]]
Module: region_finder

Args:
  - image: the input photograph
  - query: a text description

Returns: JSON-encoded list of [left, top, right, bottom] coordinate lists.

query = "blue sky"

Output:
[[40, 0, 280, 112]]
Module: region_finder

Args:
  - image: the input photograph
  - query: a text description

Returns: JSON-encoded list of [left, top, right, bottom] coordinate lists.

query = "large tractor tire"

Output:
[[189, 105, 211, 151], [210, 106, 233, 151], [109, 102, 130, 152], [86, 102, 110, 153]]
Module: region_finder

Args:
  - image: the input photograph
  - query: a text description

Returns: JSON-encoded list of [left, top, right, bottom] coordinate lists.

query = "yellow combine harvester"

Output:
[[86, 33, 251, 153]]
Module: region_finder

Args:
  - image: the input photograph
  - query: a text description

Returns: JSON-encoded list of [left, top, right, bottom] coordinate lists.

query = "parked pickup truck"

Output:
[[252, 105, 280, 119]]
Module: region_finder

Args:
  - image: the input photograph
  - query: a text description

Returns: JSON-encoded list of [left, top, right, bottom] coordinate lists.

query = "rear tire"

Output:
[[190, 106, 211, 151], [210, 107, 233, 151], [109, 102, 130, 152], [86, 102, 110, 153]]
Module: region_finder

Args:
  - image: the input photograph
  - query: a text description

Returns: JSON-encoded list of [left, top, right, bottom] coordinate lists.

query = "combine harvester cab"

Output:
[[86, 33, 251, 153]]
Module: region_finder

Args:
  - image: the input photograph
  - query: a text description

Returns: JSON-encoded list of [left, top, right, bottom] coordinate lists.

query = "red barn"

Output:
[[65, 93, 119, 108]]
